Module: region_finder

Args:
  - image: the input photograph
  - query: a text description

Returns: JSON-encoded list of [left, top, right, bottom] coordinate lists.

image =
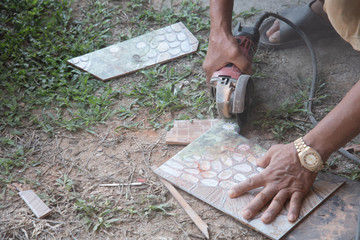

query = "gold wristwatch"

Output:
[[294, 137, 323, 172]]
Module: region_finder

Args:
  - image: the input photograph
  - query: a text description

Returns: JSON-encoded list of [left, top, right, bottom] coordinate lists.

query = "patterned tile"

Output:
[[67, 22, 198, 81], [155, 120, 344, 240], [166, 119, 221, 145]]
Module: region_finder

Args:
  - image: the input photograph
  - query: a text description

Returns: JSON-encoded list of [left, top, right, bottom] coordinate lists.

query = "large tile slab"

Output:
[[155, 120, 344, 240], [68, 22, 198, 81]]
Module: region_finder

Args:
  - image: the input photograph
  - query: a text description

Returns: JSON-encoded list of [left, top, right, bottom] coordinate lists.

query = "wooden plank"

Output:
[[160, 178, 209, 239], [19, 190, 52, 219], [357, 200, 360, 240], [157, 177, 209, 239]]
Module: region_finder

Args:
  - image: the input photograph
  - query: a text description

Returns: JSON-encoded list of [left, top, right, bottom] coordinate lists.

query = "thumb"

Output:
[[256, 151, 271, 168], [230, 47, 252, 74], [257, 144, 284, 168], [205, 69, 213, 86], [202, 59, 217, 86], [233, 55, 252, 75]]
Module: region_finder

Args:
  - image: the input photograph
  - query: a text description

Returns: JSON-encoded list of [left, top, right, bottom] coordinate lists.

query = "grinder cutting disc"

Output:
[[211, 72, 254, 131], [234, 76, 254, 129]]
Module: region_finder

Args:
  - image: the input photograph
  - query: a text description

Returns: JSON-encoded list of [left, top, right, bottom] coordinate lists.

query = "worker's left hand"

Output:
[[228, 143, 317, 224]]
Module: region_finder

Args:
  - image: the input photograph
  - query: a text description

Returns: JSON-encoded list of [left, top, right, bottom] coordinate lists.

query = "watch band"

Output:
[[294, 137, 307, 153]]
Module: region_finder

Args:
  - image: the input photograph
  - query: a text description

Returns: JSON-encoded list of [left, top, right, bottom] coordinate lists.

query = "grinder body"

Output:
[[210, 23, 260, 129]]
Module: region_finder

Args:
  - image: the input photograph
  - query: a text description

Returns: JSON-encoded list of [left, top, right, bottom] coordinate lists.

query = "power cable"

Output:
[[255, 12, 360, 165]]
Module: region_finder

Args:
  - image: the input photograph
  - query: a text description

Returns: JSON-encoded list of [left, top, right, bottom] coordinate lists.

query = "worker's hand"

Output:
[[202, 26, 252, 85], [228, 143, 318, 224]]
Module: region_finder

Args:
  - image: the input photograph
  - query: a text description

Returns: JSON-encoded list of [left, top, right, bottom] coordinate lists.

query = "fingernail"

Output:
[[262, 213, 271, 222], [269, 35, 278, 42], [243, 209, 252, 219], [228, 189, 235, 197], [288, 214, 296, 222], [266, 29, 271, 36]]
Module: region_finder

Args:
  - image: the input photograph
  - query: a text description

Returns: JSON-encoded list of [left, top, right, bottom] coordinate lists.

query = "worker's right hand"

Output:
[[228, 143, 318, 224], [202, 26, 252, 85]]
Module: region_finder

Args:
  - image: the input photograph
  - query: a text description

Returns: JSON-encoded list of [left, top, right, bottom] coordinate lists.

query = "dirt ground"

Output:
[[1, 0, 360, 239]]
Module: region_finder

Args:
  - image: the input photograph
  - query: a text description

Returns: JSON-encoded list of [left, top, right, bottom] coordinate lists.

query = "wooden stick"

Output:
[[356, 200, 360, 240], [159, 178, 209, 239], [99, 183, 143, 187]]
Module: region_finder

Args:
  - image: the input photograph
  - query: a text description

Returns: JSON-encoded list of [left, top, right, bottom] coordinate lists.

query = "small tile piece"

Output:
[[67, 22, 198, 81], [19, 190, 52, 218], [166, 119, 220, 145]]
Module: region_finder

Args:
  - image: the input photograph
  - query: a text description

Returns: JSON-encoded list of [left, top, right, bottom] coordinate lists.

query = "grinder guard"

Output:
[[233, 74, 252, 114], [235, 76, 254, 128], [214, 75, 254, 123]]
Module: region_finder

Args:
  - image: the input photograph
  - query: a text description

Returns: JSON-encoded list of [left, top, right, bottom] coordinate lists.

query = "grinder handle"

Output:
[[213, 23, 260, 78]]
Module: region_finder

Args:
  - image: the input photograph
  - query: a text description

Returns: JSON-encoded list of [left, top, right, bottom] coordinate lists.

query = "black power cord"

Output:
[[255, 12, 360, 165]]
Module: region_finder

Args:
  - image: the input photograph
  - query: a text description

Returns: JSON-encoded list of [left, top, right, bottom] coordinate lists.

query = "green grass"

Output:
[[122, 64, 214, 126], [75, 196, 123, 233], [0, 0, 214, 184], [123, 0, 209, 37], [114, 0, 214, 129], [0, 0, 120, 132], [233, 7, 262, 20], [75, 194, 174, 232], [256, 77, 327, 140], [0, 0, 212, 133], [0, 137, 27, 181], [0, 134, 44, 186]]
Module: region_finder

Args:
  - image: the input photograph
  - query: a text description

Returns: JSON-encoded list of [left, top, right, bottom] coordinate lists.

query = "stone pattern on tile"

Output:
[[67, 22, 198, 81], [166, 119, 220, 145], [155, 120, 344, 240]]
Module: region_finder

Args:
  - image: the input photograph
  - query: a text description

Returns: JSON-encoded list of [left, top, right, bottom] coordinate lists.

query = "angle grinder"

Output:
[[209, 22, 260, 130]]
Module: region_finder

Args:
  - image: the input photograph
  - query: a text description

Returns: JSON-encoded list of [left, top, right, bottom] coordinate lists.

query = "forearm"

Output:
[[303, 80, 360, 160], [209, 0, 234, 31], [203, 0, 251, 82]]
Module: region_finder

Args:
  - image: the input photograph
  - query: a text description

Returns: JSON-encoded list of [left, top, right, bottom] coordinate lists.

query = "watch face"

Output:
[[303, 152, 320, 166], [299, 148, 323, 172]]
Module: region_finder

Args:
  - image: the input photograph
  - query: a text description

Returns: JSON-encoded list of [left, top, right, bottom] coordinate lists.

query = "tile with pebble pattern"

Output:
[[67, 22, 198, 81], [155, 120, 344, 240]]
